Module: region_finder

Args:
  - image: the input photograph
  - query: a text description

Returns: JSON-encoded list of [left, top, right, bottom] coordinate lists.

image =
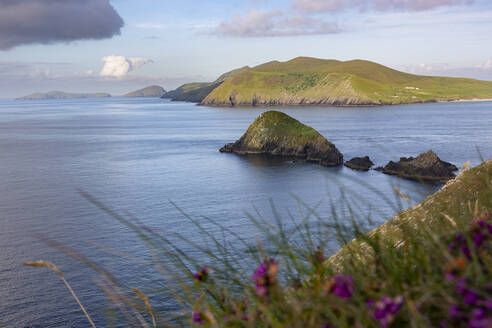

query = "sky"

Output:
[[0, 0, 491, 98]]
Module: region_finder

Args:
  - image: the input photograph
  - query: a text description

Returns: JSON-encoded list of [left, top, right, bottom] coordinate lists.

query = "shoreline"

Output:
[[437, 98, 492, 103]]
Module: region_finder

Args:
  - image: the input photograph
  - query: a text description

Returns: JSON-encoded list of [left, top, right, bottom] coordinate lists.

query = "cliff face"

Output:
[[220, 111, 343, 167], [124, 85, 166, 97], [200, 57, 492, 107]]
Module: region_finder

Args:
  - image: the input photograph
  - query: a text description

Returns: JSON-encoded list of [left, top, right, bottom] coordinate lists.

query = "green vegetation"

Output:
[[17, 91, 111, 100], [238, 110, 325, 148], [25, 159, 492, 327], [163, 82, 222, 102], [124, 85, 166, 97], [221, 111, 343, 166], [163, 66, 250, 103], [201, 57, 492, 106]]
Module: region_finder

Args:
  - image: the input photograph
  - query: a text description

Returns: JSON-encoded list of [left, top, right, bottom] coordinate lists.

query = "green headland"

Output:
[[180, 56, 492, 106]]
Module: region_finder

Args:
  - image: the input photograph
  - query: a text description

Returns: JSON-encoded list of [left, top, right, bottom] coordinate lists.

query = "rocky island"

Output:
[[220, 111, 343, 167], [375, 150, 458, 183], [124, 85, 166, 97], [344, 156, 374, 171], [18, 91, 111, 100]]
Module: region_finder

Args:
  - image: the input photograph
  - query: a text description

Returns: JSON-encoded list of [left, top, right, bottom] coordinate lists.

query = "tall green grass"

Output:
[[25, 160, 492, 327]]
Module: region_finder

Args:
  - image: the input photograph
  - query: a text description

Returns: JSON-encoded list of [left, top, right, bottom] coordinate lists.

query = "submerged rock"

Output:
[[220, 111, 343, 167], [375, 150, 458, 183], [344, 156, 374, 171]]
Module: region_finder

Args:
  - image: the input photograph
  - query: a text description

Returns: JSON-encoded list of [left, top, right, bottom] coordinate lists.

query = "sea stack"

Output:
[[344, 156, 374, 171], [375, 150, 458, 183], [220, 111, 343, 167]]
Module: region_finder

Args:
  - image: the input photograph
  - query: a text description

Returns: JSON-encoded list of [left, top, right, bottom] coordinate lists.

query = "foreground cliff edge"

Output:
[[329, 157, 492, 268], [220, 111, 343, 167]]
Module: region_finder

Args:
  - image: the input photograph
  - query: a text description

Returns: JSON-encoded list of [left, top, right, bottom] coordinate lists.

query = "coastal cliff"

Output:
[[200, 57, 492, 107]]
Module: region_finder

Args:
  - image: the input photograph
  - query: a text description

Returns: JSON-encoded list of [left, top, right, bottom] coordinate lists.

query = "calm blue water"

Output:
[[0, 97, 491, 327]]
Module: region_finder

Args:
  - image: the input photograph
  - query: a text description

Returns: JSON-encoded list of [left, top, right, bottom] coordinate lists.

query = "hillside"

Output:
[[18, 91, 111, 100], [162, 66, 250, 103], [124, 85, 166, 97], [201, 57, 492, 106], [329, 158, 492, 268]]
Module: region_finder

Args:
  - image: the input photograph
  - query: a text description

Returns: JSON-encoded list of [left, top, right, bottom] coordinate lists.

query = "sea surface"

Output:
[[0, 97, 491, 327]]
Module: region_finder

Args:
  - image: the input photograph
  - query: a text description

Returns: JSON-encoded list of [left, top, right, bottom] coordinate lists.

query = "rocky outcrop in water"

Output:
[[220, 111, 343, 167], [375, 150, 458, 183], [344, 156, 374, 171]]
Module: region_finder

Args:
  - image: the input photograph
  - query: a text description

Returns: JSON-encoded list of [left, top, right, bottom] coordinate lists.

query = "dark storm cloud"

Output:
[[0, 0, 124, 50]]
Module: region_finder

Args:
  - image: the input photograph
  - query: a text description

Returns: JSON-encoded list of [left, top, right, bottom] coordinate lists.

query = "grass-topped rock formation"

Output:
[[200, 57, 492, 106], [124, 85, 166, 97], [375, 150, 458, 183], [220, 111, 343, 167]]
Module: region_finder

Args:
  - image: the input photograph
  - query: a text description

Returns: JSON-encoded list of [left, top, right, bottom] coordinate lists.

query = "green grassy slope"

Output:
[[201, 57, 492, 106], [237, 110, 328, 149], [329, 158, 492, 268], [162, 82, 222, 102], [162, 66, 250, 103]]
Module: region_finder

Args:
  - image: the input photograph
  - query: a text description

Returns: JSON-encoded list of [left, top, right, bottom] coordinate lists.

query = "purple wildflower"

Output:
[[449, 305, 461, 319], [252, 259, 278, 297], [192, 311, 203, 325], [367, 295, 404, 328], [330, 274, 354, 300], [473, 231, 487, 248], [194, 266, 210, 282], [468, 308, 492, 328]]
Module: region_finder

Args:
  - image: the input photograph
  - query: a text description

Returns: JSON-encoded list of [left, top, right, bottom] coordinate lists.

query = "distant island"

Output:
[[124, 85, 166, 97], [18, 91, 111, 100], [163, 57, 492, 107]]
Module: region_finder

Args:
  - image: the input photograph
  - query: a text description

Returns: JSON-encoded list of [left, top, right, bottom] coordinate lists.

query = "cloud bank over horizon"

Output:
[[100, 56, 153, 78], [0, 0, 124, 50]]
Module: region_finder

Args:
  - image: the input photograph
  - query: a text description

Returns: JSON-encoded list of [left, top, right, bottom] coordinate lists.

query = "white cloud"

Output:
[[100, 56, 153, 78]]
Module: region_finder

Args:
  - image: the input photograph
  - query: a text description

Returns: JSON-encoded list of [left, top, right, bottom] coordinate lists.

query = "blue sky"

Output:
[[0, 0, 491, 97]]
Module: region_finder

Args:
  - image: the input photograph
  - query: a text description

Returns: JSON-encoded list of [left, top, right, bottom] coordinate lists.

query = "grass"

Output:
[[24, 158, 492, 327], [201, 57, 492, 106]]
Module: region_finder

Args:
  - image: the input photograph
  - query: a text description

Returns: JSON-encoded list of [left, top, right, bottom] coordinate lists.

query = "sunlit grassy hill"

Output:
[[162, 66, 250, 103], [201, 57, 492, 106]]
